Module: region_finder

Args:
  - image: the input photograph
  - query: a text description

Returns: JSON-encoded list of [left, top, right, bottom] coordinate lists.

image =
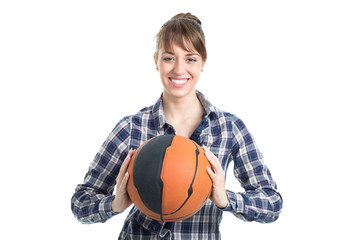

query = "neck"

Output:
[[162, 90, 203, 120]]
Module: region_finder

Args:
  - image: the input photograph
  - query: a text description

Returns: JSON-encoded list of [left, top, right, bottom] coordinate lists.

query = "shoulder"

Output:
[[212, 108, 252, 148], [212, 107, 246, 131], [197, 91, 246, 130], [127, 104, 156, 127], [114, 102, 160, 133]]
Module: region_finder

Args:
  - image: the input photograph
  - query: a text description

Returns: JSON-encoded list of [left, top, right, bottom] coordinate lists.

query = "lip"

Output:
[[169, 77, 190, 88]]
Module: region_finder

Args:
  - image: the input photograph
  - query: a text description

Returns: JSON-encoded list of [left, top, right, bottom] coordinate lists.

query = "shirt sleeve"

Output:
[[222, 117, 283, 223], [71, 117, 131, 224]]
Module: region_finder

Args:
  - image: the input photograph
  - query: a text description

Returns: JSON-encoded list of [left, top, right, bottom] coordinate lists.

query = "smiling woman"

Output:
[[155, 13, 207, 62], [71, 12, 283, 240], [154, 13, 206, 102], [155, 44, 204, 101]]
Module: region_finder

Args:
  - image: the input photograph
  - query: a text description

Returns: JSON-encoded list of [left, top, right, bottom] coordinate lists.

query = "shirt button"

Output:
[[160, 229, 170, 238]]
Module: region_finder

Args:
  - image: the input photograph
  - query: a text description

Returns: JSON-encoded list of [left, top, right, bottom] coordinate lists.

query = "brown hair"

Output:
[[155, 13, 207, 62]]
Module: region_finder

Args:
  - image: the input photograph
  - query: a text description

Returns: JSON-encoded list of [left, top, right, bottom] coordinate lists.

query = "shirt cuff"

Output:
[[99, 195, 119, 219], [219, 190, 245, 213]]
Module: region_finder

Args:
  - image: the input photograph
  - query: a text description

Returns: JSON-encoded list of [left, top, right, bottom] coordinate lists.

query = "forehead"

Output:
[[160, 41, 199, 55]]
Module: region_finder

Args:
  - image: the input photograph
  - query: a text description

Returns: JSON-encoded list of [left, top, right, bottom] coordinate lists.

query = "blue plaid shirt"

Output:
[[71, 91, 283, 239]]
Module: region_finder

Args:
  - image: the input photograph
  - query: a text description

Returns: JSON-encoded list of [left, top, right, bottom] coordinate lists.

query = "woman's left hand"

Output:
[[203, 146, 230, 209]]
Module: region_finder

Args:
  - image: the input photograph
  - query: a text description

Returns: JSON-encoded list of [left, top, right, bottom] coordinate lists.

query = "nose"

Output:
[[173, 60, 186, 75]]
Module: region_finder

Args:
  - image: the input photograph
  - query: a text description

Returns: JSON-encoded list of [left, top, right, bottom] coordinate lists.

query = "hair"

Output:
[[155, 13, 207, 62]]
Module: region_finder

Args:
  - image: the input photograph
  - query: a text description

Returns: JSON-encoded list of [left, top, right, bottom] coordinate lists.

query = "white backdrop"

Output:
[[1, 0, 359, 239]]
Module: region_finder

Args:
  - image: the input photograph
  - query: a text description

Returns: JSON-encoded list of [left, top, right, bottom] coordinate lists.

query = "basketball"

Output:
[[126, 135, 212, 222]]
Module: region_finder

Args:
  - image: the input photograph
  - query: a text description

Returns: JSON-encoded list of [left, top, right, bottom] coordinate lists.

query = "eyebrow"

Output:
[[163, 51, 200, 57]]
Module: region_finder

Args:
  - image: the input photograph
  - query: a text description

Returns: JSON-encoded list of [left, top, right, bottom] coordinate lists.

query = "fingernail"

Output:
[[125, 172, 128, 176]]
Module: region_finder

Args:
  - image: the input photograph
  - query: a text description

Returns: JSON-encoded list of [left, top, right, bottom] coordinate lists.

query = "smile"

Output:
[[169, 77, 189, 87]]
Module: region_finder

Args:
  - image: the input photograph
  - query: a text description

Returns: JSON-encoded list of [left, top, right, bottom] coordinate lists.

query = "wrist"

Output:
[[217, 199, 229, 209], [111, 197, 122, 213], [216, 191, 230, 209]]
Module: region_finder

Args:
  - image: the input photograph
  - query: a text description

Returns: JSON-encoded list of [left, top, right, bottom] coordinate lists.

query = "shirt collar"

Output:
[[196, 90, 217, 119], [151, 90, 218, 130]]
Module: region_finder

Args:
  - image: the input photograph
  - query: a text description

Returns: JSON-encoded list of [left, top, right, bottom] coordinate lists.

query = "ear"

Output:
[[153, 52, 159, 71], [201, 60, 206, 72]]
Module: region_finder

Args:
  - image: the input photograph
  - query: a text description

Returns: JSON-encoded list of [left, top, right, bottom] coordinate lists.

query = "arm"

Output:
[[204, 117, 283, 223], [71, 118, 131, 224], [226, 118, 283, 223]]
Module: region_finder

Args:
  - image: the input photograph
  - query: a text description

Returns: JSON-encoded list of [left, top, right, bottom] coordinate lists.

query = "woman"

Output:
[[71, 13, 283, 239]]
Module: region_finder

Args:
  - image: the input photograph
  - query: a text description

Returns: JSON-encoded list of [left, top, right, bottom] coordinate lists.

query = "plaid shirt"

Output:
[[71, 91, 283, 239]]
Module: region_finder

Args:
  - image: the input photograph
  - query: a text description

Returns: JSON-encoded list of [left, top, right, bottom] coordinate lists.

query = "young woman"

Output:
[[71, 13, 283, 239]]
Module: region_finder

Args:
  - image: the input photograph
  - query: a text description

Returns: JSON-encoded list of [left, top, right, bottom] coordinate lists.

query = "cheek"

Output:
[[189, 64, 202, 77], [159, 62, 171, 74]]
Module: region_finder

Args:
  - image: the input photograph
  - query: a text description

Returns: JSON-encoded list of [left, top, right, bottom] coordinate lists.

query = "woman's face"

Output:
[[154, 43, 205, 99]]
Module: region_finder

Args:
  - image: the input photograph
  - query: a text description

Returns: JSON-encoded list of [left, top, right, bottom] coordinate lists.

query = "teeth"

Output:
[[170, 78, 188, 84]]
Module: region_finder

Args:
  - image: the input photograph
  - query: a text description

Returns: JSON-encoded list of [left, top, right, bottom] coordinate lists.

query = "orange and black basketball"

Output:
[[127, 135, 212, 222]]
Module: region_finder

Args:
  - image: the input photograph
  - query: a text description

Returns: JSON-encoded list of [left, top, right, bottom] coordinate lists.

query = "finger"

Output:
[[204, 150, 220, 174], [122, 149, 134, 168], [206, 166, 216, 182], [119, 172, 129, 193], [204, 151, 215, 169], [204, 156, 216, 175], [202, 146, 216, 161], [203, 147, 223, 170], [204, 146, 219, 164], [117, 149, 134, 183]]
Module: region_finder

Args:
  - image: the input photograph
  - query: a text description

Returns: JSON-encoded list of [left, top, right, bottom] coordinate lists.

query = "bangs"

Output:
[[156, 19, 207, 61]]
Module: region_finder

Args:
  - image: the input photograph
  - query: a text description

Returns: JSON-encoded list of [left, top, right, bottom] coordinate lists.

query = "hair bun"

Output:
[[171, 12, 202, 25]]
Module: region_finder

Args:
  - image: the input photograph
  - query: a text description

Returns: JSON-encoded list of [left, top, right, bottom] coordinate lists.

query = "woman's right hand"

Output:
[[111, 149, 135, 213]]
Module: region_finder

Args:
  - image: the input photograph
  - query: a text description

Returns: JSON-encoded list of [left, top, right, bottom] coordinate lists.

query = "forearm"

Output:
[[71, 185, 118, 224], [226, 116, 283, 222], [222, 188, 283, 223], [71, 117, 131, 223]]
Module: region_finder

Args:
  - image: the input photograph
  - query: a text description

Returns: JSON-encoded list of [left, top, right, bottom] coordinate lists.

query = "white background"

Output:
[[1, 0, 359, 239]]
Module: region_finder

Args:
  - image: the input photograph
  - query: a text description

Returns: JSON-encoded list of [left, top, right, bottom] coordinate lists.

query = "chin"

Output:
[[164, 87, 196, 99]]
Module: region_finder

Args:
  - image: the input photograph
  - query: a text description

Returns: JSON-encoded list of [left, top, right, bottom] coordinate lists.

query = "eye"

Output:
[[163, 57, 174, 62], [187, 58, 197, 62]]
